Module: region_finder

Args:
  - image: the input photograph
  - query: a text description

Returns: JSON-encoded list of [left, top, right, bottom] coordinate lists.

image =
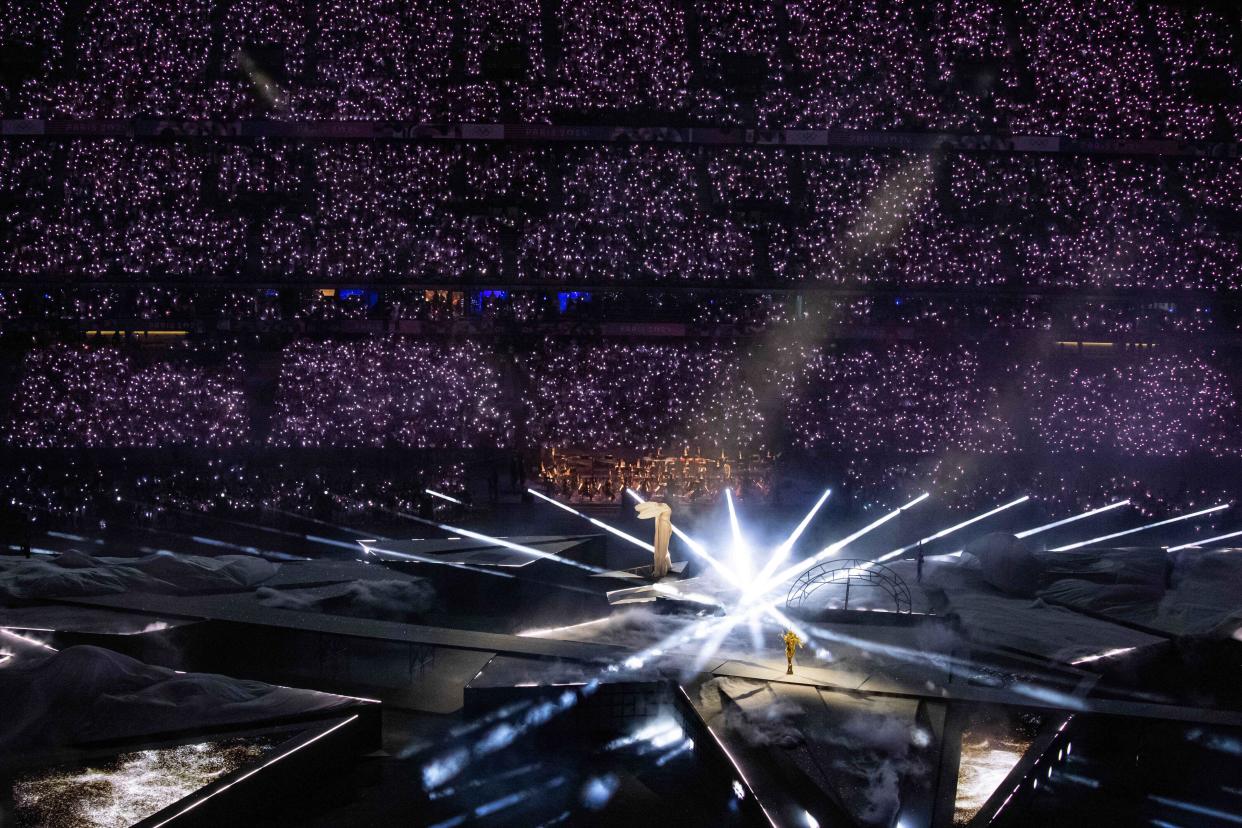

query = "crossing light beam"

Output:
[[1052, 503, 1230, 552]]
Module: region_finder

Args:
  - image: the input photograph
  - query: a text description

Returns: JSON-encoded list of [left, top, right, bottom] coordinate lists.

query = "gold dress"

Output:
[[782, 630, 803, 675]]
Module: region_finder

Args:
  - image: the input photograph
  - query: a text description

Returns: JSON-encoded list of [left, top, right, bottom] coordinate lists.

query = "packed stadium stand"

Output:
[[0, 0, 1240, 523]]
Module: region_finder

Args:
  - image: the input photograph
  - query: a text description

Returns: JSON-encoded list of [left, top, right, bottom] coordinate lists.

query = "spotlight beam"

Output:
[[414, 495, 941, 797], [359, 541, 517, 579], [1166, 528, 1242, 552], [724, 488, 752, 578], [122, 498, 361, 550], [874, 495, 1029, 563], [364, 533, 605, 597], [725, 488, 744, 548], [762, 492, 930, 592], [942, 498, 1133, 558], [1016, 499, 1131, 538], [754, 488, 832, 586], [526, 488, 738, 610], [266, 506, 376, 541], [527, 489, 654, 552], [1052, 503, 1230, 551], [394, 511, 607, 574], [408, 484, 870, 779], [425, 489, 464, 505], [621, 488, 883, 648], [1, 628, 58, 652]]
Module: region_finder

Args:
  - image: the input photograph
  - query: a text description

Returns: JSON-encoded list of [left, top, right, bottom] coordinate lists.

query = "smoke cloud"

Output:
[[255, 586, 321, 611], [342, 578, 435, 620], [698, 677, 804, 748], [823, 712, 931, 826]]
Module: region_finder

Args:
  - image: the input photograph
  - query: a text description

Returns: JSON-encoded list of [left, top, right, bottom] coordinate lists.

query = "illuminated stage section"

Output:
[[446, 675, 771, 827], [953, 707, 1042, 825], [134, 716, 370, 828], [55, 586, 624, 716], [0, 644, 380, 828], [1, 495, 1239, 828], [11, 735, 283, 828]]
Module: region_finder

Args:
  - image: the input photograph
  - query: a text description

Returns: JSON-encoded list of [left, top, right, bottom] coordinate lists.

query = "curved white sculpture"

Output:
[[635, 500, 673, 578]]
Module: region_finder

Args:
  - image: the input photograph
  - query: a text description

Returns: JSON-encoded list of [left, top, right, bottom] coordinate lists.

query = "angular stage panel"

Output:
[[359, 534, 603, 568]]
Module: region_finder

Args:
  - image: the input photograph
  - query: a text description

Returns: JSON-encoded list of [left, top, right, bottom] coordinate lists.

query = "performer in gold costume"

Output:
[[782, 629, 803, 675]]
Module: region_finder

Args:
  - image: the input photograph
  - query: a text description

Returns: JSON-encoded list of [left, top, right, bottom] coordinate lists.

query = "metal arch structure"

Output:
[[785, 559, 913, 614]]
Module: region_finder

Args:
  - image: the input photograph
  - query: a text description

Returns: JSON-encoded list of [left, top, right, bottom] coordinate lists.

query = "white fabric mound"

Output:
[[0, 645, 354, 753], [963, 532, 1040, 596], [0, 551, 278, 604], [1157, 549, 1242, 635], [927, 558, 1163, 662]]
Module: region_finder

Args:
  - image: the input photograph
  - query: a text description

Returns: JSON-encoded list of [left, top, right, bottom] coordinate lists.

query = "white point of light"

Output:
[[875, 495, 1028, 563], [1167, 527, 1242, 552], [1015, 499, 1131, 538], [425, 488, 463, 505], [1052, 503, 1230, 551]]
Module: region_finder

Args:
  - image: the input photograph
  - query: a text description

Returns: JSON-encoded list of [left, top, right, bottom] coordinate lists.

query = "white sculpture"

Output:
[[635, 500, 673, 579]]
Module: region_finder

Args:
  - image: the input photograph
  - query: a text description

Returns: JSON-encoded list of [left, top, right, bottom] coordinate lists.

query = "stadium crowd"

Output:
[[0, 288, 1225, 339], [4, 340, 1238, 462], [3, 0, 1240, 138], [5, 343, 249, 448], [2, 142, 1240, 291], [2, 0, 1241, 552], [266, 339, 512, 448], [0, 456, 468, 535]]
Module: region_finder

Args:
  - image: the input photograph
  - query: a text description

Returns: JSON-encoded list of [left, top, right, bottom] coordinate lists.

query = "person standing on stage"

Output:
[[782, 629, 803, 675]]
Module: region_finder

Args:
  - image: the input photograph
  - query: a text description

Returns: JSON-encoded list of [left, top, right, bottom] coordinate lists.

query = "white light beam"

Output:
[[527, 489, 654, 552], [425, 488, 464, 505], [1, 628, 58, 652], [874, 495, 1028, 563], [762, 492, 930, 592], [754, 489, 832, 586], [1016, 499, 1131, 538], [1166, 527, 1242, 552], [724, 488, 752, 578], [725, 488, 743, 546], [1052, 503, 1230, 552], [359, 541, 517, 579], [396, 512, 608, 574]]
